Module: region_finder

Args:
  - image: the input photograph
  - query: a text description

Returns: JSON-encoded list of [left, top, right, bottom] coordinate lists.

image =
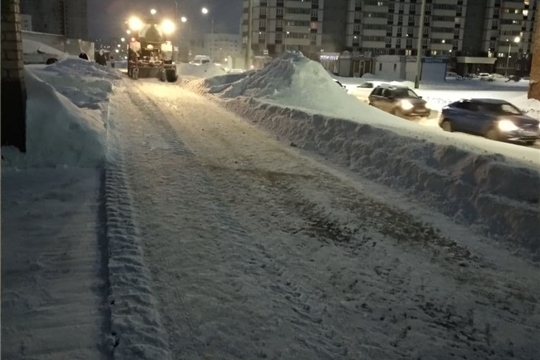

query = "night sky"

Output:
[[88, 0, 243, 40]]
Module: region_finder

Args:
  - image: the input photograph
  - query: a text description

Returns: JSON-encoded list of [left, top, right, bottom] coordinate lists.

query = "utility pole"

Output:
[[528, 5, 540, 100], [245, 0, 253, 70], [173, 0, 178, 63], [414, 0, 427, 89]]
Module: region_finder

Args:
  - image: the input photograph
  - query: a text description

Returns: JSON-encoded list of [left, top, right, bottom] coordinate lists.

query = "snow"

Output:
[[176, 62, 227, 79], [184, 51, 540, 258], [23, 39, 67, 59], [2, 59, 115, 359], [105, 81, 540, 359], [4, 52, 540, 359], [28, 58, 122, 109], [2, 68, 107, 168]]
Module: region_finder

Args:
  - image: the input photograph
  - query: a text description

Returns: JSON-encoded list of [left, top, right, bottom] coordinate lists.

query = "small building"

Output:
[[337, 51, 373, 78], [21, 14, 32, 31], [455, 57, 497, 76], [373, 55, 450, 83]]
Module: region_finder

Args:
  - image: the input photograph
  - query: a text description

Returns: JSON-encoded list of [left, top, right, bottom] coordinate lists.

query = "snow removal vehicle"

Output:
[[126, 14, 178, 82]]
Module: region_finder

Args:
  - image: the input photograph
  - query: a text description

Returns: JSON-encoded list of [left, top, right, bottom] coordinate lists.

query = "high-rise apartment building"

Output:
[[243, 0, 538, 75], [242, 0, 325, 57], [204, 33, 243, 62], [20, 0, 88, 39]]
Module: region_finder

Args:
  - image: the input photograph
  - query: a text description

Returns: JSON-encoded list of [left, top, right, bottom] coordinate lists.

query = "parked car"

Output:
[[368, 84, 431, 119], [445, 72, 463, 80], [348, 81, 389, 100], [439, 98, 540, 145], [478, 73, 494, 81], [333, 79, 348, 91]]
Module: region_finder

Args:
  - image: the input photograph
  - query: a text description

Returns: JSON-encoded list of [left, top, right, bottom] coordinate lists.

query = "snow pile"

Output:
[[223, 99, 540, 256], [2, 70, 106, 168], [28, 58, 121, 109], [23, 39, 67, 58], [511, 94, 540, 120], [176, 62, 227, 79], [186, 52, 540, 257]]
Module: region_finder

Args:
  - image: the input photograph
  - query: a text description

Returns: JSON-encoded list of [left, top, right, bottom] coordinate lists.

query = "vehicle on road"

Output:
[[368, 84, 431, 120], [478, 73, 494, 81], [439, 99, 540, 145], [126, 14, 178, 82]]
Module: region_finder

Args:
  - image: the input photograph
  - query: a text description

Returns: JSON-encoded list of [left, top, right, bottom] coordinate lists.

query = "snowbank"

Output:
[[224, 98, 540, 257], [511, 94, 540, 120], [184, 52, 540, 257], [23, 39, 67, 58], [28, 58, 121, 109], [176, 62, 227, 79], [2, 70, 106, 168]]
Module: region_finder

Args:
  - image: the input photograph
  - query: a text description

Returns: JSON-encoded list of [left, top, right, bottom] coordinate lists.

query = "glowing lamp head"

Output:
[[128, 16, 143, 31], [161, 19, 175, 34]]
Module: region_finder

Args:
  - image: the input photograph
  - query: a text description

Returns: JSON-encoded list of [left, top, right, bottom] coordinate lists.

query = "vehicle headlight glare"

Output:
[[162, 19, 175, 34], [498, 119, 519, 132], [401, 100, 414, 111]]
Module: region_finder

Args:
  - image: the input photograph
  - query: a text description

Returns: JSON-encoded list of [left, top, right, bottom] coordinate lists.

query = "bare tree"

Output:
[[529, 6, 540, 101], [1, 0, 27, 152]]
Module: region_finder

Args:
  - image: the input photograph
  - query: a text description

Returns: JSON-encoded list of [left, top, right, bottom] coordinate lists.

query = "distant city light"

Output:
[[150, 9, 157, 15], [202, 7, 209, 15]]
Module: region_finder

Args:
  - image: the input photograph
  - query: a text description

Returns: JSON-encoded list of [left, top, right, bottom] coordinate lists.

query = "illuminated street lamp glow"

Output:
[[162, 19, 176, 34], [121, 37, 125, 42], [150, 9, 157, 15], [128, 16, 143, 31], [126, 30, 131, 34], [115, 49, 119, 53], [202, 7, 209, 14], [117, 44, 121, 48], [181, 16, 187, 23]]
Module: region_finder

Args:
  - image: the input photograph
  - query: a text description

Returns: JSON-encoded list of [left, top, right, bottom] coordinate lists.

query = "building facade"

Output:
[[204, 33, 242, 62], [242, 0, 325, 58], [243, 0, 538, 75], [20, 0, 88, 39]]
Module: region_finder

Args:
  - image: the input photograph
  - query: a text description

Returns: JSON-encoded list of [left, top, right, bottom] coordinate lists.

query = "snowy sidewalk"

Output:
[[2, 168, 110, 360]]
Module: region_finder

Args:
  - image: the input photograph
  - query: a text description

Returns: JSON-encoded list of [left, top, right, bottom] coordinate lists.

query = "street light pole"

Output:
[[505, 41, 512, 78], [211, 16, 214, 61], [245, 0, 253, 70], [414, 0, 427, 89], [173, 0, 178, 63]]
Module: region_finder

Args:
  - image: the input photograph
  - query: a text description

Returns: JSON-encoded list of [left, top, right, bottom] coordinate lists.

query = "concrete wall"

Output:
[[2, 0, 27, 151]]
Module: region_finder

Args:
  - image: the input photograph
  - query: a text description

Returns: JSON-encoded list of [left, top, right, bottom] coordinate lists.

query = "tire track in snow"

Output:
[[123, 83, 352, 359], [105, 94, 172, 360]]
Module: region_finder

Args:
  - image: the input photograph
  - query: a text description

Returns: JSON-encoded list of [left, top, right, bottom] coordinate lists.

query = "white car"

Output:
[[349, 81, 389, 101], [479, 73, 494, 81]]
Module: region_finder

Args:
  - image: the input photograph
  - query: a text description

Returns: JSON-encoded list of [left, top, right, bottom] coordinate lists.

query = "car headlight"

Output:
[[497, 119, 519, 132], [400, 100, 414, 110]]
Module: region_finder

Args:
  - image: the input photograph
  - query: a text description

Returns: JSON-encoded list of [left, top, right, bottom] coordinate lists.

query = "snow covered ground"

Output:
[[2, 59, 117, 359], [104, 79, 540, 359], [183, 52, 540, 257], [3, 54, 540, 360]]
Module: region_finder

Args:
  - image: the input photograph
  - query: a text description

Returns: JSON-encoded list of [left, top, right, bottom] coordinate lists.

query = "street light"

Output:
[[201, 7, 214, 60], [121, 37, 125, 42], [505, 36, 521, 77], [181, 16, 187, 23], [126, 30, 131, 35], [150, 8, 157, 15]]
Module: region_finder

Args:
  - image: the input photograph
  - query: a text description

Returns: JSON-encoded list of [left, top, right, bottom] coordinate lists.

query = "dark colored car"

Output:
[[368, 84, 431, 119], [439, 99, 540, 145]]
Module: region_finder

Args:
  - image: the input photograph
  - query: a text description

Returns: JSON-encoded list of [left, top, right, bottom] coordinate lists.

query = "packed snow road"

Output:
[[107, 80, 539, 360]]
